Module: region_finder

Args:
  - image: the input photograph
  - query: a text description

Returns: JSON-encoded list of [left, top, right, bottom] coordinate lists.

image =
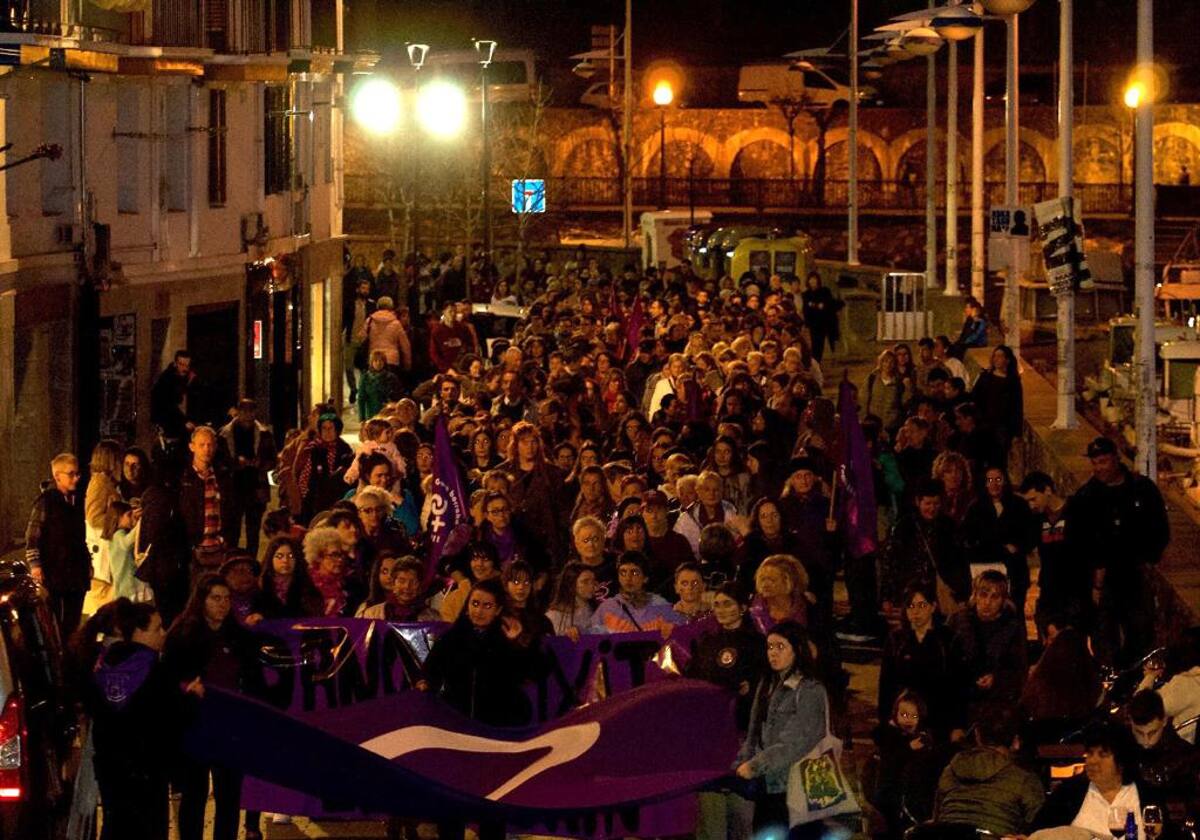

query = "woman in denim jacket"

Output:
[[735, 619, 829, 838]]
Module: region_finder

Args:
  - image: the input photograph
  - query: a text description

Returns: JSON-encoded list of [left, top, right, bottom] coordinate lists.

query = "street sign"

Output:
[[988, 204, 1031, 272], [511, 179, 546, 214]]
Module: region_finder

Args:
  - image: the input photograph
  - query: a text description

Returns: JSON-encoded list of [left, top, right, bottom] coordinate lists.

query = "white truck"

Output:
[[737, 61, 858, 108]]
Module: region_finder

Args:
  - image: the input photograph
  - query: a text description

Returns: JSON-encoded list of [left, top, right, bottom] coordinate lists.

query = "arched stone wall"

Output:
[[730, 139, 795, 179], [802, 127, 890, 180], [1154, 122, 1200, 184], [981, 127, 1057, 182], [637, 126, 722, 176], [552, 125, 617, 176], [722, 127, 798, 178], [824, 140, 884, 181], [561, 138, 619, 177]]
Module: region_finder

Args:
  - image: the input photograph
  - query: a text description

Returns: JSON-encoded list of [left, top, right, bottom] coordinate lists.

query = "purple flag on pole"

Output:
[[428, 412, 469, 583], [837, 378, 879, 558]]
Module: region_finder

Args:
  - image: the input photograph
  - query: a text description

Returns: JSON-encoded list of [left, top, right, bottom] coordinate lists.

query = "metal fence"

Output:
[[343, 173, 1141, 216]]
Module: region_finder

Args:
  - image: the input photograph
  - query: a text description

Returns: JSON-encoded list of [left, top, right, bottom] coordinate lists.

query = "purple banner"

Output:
[[427, 413, 469, 582], [236, 619, 720, 836], [837, 378, 879, 558]]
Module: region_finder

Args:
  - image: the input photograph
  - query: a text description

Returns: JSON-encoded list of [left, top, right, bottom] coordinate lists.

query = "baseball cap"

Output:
[[1086, 437, 1118, 458]]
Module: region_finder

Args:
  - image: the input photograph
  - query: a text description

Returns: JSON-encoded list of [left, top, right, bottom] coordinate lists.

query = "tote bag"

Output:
[[786, 695, 860, 826]]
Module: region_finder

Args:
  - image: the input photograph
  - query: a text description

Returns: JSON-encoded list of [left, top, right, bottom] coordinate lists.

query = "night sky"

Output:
[[373, 0, 1198, 73]]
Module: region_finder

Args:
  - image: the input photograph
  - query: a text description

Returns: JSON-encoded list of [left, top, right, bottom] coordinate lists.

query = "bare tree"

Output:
[[491, 81, 553, 267]]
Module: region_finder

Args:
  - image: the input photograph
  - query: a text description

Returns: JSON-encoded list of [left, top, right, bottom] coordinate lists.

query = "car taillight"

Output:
[[0, 695, 24, 800]]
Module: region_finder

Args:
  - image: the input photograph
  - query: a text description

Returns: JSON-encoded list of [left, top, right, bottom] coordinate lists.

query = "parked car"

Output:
[[0, 559, 74, 840]]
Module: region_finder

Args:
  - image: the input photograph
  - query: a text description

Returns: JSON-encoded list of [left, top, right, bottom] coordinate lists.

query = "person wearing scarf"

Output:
[[297, 414, 354, 524]]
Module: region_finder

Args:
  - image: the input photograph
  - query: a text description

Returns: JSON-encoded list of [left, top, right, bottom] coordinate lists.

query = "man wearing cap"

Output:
[[1069, 437, 1169, 666]]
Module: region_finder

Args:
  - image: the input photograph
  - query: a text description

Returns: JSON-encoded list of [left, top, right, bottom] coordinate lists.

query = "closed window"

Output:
[[264, 85, 291, 196], [208, 89, 227, 206]]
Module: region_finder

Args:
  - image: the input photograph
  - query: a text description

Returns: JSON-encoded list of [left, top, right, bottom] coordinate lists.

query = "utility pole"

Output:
[[971, 26, 985, 302], [945, 38, 960, 296], [622, 0, 633, 249], [1053, 0, 1077, 429], [1003, 14, 1021, 353], [925, 1, 938, 292], [1133, 0, 1156, 478], [847, 0, 859, 264]]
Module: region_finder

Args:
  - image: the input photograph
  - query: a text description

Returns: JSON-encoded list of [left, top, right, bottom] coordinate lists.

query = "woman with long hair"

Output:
[[255, 535, 322, 618], [702, 435, 753, 516], [863, 349, 906, 439], [497, 420, 570, 564], [735, 620, 830, 838], [932, 450, 973, 525], [545, 562, 598, 641], [164, 575, 262, 840], [119, 446, 153, 501], [970, 344, 1024, 462], [734, 498, 793, 599], [570, 464, 615, 522]]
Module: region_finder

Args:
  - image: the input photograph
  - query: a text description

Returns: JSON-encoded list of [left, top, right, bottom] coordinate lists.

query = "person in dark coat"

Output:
[[879, 582, 966, 741], [776, 458, 841, 622], [150, 350, 196, 444], [297, 413, 355, 524], [879, 478, 970, 616], [872, 689, 947, 835], [969, 345, 1023, 463], [253, 535, 323, 619], [78, 599, 181, 840], [176, 426, 239, 580], [686, 583, 766, 733], [948, 570, 1028, 726], [495, 422, 570, 569], [800, 271, 840, 361], [1070, 436, 1170, 667], [960, 466, 1038, 619], [1128, 689, 1200, 819], [163, 574, 264, 840], [135, 477, 192, 626], [24, 452, 91, 640], [421, 577, 538, 840], [217, 399, 277, 558], [1032, 723, 1163, 833]]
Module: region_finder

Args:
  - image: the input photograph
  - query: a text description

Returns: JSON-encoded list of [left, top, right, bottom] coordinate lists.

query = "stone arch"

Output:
[[1154, 122, 1200, 184], [552, 125, 617, 176], [637, 125, 721, 176], [801, 126, 889, 181], [723, 126, 801, 178], [730, 139, 794, 179], [1072, 124, 1122, 184], [981, 126, 1055, 182], [560, 138, 618, 177], [824, 139, 883, 181]]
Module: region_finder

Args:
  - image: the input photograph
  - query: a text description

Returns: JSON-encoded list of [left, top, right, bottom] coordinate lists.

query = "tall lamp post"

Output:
[[1130, 0, 1156, 478], [407, 43, 429, 259], [848, 0, 859, 264], [653, 80, 673, 210], [981, 0, 1038, 354], [475, 39, 497, 264], [1053, 0, 1077, 429]]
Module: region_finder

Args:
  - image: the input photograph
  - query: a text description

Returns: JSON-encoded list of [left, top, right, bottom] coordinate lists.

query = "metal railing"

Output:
[[343, 173, 1146, 216]]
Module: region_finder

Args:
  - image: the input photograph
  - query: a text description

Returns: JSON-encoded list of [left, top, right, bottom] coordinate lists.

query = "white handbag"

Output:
[[786, 695, 860, 826]]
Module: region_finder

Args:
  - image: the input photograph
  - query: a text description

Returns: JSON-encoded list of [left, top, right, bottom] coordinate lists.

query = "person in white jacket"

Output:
[[674, 471, 746, 556]]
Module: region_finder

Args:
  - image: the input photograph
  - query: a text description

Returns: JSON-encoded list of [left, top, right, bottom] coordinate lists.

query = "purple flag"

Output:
[[837, 378, 879, 558], [428, 412, 469, 582]]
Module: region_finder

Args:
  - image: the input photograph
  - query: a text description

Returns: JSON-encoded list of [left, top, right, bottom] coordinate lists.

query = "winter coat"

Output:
[[737, 673, 828, 794], [1031, 774, 1158, 832], [24, 484, 90, 594], [686, 618, 766, 732], [83, 641, 181, 784], [358, 368, 401, 421], [934, 747, 1044, 834], [970, 370, 1024, 448], [495, 460, 570, 567], [85, 472, 122, 531], [948, 605, 1028, 717], [879, 512, 969, 607], [176, 464, 239, 551], [422, 618, 539, 727], [360, 308, 411, 369], [879, 622, 966, 736]]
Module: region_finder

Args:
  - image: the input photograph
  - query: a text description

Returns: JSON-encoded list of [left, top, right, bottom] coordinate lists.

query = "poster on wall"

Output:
[[99, 313, 136, 441]]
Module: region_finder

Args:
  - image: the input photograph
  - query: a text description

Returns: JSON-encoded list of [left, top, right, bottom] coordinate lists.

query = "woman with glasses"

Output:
[[878, 581, 965, 742], [302, 526, 364, 617], [960, 465, 1037, 620], [421, 577, 538, 840], [590, 551, 684, 636]]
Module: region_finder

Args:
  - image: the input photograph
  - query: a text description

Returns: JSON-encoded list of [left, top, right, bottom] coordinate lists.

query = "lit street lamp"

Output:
[[415, 79, 468, 140], [653, 80, 674, 210], [350, 77, 403, 136]]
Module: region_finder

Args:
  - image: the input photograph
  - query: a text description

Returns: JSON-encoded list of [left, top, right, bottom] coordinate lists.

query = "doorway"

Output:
[[186, 302, 240, 427]]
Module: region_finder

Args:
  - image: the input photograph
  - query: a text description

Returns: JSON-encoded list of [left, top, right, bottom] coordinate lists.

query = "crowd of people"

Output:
[[22, 245, 1197, 840]]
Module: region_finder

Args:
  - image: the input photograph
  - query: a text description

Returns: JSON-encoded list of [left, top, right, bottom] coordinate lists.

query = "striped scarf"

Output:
[[198, 467, 222, 547]]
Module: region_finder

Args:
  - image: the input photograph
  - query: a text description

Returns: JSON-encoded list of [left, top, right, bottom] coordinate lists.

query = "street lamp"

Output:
[[350, 77, 403, 136], [416, 79, 468, 140], [475, 38, 498, 261], [653, 80, 674, 210], [408, 44, 429, 259]]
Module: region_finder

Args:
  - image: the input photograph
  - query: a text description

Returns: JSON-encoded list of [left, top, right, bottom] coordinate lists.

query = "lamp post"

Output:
[[1053, 0, 1077, 430], [623, 0, 633, 247], [971, 25, 985, 302], [848, 0, 859, 264], [653, 80, 673, 210], [1131, 0, 1156, 478], [475, 39, 497, 266], [407, 43, 429, 259]]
